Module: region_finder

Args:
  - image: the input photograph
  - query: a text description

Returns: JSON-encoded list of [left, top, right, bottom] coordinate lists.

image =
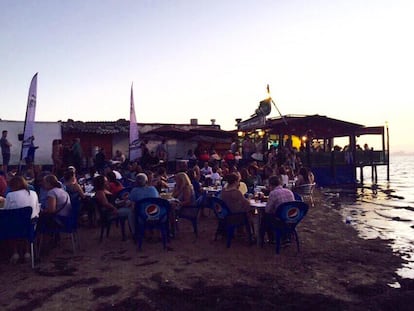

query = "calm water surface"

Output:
[[321, 154, 414, 280]]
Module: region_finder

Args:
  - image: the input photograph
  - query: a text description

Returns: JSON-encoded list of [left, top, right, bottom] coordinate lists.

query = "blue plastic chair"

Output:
[[0, 207, 36, 268], [208, 197, 252, 248], [92, 197, 128, 242], [134, 198, 171, 250], [293, 192, 303, 201], [264, 201, 309, 254], [37, 193, 81, 256], [175, 195, 203, 238]]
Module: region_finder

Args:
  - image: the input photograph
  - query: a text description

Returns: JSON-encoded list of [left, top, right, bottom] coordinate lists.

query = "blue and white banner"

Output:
[[21, 73, 38, 162], [129, 84, 141, 161]]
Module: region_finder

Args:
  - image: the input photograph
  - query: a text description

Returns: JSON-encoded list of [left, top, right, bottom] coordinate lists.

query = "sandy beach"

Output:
[[1, 191, 414, 311]]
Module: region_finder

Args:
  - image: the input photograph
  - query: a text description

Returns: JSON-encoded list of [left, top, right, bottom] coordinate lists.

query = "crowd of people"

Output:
[[0, 135, 317, 264]]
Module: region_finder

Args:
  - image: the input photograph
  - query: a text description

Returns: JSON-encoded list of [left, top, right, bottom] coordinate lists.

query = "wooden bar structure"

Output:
[[236, 114, 389, 186]]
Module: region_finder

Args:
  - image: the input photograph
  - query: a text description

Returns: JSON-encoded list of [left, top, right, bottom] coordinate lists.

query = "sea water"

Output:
[[321, 154, 414, 279]]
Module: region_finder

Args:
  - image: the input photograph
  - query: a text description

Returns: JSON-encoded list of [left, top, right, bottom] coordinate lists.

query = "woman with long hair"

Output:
[[93, 174, 132, 235], [172, 172, 196, 208]]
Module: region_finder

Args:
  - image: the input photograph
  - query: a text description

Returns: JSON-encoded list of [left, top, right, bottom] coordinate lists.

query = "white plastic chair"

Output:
[[293, 183, 316, 207]]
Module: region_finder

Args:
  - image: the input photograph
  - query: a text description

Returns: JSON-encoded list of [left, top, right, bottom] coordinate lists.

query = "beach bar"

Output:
[[236, 114, 389, 186]]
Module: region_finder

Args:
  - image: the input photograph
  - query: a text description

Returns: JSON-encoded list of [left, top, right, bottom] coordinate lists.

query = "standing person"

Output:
[[242, 138, 254, 161], [25, 136, 39, 168], [1, 130, 12, 173], [52, 139, 63, 174], [95, 147, 106, 174], [156, 139, 168, 163], [230, 139, 238, 154], [62, 142, 73, 169], [71, 138, 83, 172], [139, 140, 150, 169]]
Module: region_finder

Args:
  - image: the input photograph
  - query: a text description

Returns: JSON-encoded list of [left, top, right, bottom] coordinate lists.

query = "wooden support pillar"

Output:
[[360, 166, 364, 184]]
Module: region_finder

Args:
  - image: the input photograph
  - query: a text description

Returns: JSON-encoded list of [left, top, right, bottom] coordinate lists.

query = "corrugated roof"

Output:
[[265, 114, 365, 138]]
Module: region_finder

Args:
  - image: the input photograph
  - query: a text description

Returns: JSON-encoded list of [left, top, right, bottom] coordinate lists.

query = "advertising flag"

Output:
[[129, 84, 141, 161], [20, 73, 38, 163]]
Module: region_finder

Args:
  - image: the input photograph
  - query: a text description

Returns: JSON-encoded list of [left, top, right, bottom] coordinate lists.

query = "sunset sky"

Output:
[[1, 0, 413, 152]]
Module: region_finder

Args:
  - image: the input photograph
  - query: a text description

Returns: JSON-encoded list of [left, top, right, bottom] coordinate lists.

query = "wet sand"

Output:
[[1, 191, 414, 310]]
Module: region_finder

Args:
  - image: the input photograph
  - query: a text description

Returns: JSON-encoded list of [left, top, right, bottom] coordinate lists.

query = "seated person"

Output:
[[106, 171, 124, 197], [198, 150, 210, 163], [3, 176, 40, 263], [0, 170, 7, 196], [192, 164, 201, 183], [37, 174, 73, 239], [63, 169, 86, 200], [295, 167, 315, 186], [278, 166, 289, 188], [210, 166, 222, 186], [261, 175, 295, 243], [220, 173, 254, 237], [223, 150, 235, 163], [200, 162, 213, 176], [129, 173, 160, 238], [129, 173, 159, 203], [93, 175, 133, 233], [220, 173, 252, 214], [209, 149, 221, 162], [185, 149, 197, 161], [151, 167, 169, 193], [172, 172, 196, 209], [41, 174, 72, 216], [187, 169, 201, 199]]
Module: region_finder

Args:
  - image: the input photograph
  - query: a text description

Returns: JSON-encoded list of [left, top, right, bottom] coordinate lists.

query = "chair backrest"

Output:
[[276, 201, 309, 225], [294, 183, 315, 196], [293, 192, 303, 201], [90, 196, 109, 222], [208, 196, 230, 219], [0, 206, 35, 241], [116, 187, 132, 200], [135, 197, 170, 224], [68, 192, 81, 229]]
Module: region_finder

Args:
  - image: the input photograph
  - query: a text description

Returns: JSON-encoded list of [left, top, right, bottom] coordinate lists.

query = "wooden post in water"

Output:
[[386, 122, 390, 181], [360, 166, 364, 184]]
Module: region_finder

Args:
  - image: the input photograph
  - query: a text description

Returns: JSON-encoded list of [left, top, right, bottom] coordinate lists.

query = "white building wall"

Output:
[[0, 120, 62, 166]]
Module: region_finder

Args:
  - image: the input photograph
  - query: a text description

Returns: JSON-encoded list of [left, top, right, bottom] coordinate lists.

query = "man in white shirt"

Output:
[[200, 162, 213, 176]]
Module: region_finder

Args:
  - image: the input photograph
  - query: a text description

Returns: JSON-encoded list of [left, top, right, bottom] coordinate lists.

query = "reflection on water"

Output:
[[321, 154, 414, 279]]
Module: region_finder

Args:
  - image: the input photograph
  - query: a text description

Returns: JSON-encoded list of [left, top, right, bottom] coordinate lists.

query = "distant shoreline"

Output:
[[390, 151, 414, 156]]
